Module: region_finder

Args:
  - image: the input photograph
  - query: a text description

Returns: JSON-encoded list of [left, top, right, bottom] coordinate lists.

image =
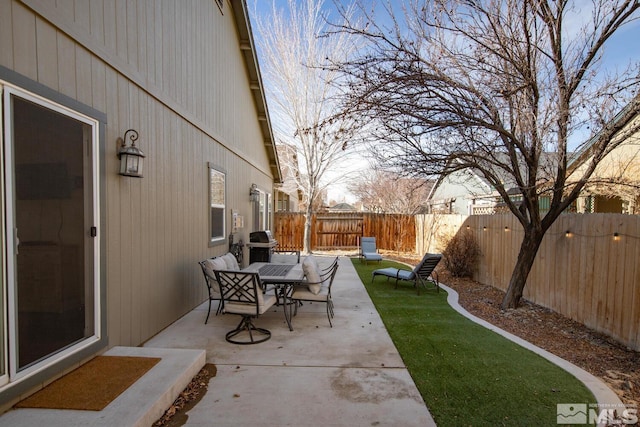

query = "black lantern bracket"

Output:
[[118, 129, 146, 178]]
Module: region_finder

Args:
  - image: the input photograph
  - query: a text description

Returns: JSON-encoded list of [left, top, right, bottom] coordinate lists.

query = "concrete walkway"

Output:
[[143, 255, 436, 426]]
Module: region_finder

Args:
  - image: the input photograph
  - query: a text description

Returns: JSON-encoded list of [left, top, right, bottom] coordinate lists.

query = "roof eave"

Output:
[[230, 0, 283, 184]]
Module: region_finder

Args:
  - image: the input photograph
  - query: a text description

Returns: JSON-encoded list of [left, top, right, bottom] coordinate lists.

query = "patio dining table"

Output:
[[242, 262, 305, 331]]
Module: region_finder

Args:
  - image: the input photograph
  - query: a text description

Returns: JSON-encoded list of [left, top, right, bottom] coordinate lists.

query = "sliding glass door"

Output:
[[2, 85, 100, 379]]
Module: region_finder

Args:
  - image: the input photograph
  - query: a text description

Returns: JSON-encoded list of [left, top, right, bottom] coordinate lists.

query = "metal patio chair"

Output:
[[292, 258, 339, 327], [215, 270, 277, 344], [198, 257, 228, 323]]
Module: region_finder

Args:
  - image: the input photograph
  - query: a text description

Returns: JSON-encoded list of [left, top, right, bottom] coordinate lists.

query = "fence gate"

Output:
[[315, 213, 364, 250]]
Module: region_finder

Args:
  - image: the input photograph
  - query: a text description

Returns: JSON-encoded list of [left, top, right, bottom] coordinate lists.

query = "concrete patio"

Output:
[[142, 255, 437, 426], [0, 255, 436, 426]]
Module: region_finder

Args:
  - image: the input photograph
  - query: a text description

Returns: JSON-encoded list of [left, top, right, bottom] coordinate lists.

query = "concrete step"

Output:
[[0, 346, 206, 427]]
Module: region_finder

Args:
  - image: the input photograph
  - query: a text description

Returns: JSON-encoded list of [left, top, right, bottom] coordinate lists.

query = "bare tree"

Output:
[[329, 0, 640, 308], [348, 169, 432, 214], [252, 0, 360, 254]]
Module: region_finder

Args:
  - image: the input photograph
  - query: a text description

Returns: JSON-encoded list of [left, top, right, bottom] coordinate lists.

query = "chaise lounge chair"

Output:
[[372, 253, 442, 294], [360, 237, 383, 263]]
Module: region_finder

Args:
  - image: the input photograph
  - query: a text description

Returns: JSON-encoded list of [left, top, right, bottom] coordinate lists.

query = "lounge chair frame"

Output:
[[372, 253, 442, 294]]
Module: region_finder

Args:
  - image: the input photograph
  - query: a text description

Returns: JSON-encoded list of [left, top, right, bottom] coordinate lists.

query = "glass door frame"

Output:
[[2, 84, 102, 382], [0, 86, 6, 388]]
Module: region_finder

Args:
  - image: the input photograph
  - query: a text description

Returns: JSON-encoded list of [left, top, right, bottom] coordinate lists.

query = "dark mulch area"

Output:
[[384, 250, 639, 407], [153, 364, 216, 427]]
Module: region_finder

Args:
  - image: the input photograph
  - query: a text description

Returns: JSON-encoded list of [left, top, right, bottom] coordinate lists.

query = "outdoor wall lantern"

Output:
[[250, 183, 260, 202], [118, 129, 145, 178]]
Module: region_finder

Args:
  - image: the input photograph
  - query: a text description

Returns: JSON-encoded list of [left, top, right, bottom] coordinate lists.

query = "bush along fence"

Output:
[[274, 212, 639, 351]]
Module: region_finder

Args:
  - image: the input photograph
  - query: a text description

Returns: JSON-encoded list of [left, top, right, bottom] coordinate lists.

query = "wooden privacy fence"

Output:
[[274, 211, 639, 349], [315, 213, 363, 249], [272, 212, 307, 251], [416, 213, 640, 351], [273, 212, 415, 252]]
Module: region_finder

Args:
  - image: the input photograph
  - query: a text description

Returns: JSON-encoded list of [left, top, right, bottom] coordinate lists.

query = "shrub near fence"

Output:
[[416, 213, 640, 352]]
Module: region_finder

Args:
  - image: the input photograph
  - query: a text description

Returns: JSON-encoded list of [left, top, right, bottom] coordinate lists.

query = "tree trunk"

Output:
[[500, 227, 545, 309], [303, 206, 313, 254]]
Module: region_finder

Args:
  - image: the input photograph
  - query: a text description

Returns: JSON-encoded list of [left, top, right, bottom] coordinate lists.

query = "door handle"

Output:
[[14, 227, 19, 255]]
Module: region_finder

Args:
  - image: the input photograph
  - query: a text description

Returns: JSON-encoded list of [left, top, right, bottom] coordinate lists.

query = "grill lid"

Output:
[[250, 230, 274, 243]]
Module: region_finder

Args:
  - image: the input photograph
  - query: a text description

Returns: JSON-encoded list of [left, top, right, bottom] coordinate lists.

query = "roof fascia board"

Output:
[[231, 0, 283, 183]]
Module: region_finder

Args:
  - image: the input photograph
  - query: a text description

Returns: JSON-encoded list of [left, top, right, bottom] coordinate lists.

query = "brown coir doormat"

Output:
[[16, 355, 161, 411]]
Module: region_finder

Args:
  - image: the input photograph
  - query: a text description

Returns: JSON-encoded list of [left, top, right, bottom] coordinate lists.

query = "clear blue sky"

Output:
[[249, 0, 640, 203], [249, 0, 639, 72]]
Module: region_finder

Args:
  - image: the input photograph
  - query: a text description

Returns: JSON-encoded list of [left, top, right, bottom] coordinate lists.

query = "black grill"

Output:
[[250, 231, 274, 243], [248, 230, 277, 263]]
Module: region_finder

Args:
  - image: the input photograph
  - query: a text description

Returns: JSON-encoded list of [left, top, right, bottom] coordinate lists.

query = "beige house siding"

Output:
[[568, 104, 640, 214], [0, 0, 278, 404], [15, 0, 274, 172]]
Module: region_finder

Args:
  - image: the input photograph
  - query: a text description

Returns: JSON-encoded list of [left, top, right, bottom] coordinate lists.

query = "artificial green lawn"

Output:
[[351, 258, 595, 426]]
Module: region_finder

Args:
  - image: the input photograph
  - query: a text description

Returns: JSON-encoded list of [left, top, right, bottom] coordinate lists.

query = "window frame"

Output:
[[208, 163, 226, 246], [267, 192, 272, 230], [256, 189, 272, 230]]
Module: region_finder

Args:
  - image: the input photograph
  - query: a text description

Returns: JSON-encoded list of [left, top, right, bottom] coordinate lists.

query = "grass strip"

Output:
[[351, 258, 595, 426]]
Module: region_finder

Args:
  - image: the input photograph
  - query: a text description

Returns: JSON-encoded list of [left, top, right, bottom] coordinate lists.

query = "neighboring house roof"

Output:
[[232, 0, 282, 183], [566, 98, 640, 202], [568, 96, 640, 172], [428, 152, 557, 202], [329, 202, 357, 212]]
